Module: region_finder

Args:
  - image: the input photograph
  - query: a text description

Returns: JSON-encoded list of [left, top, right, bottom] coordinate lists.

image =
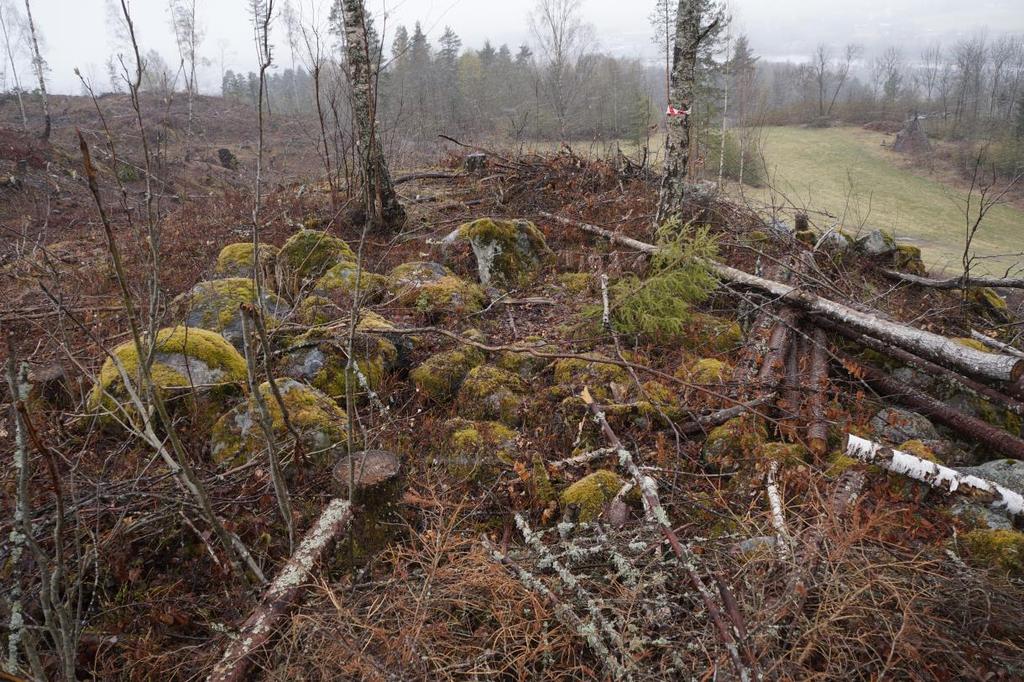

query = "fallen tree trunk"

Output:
[[882, 270, 1024, 290], [393, 171, 460, 186], [818, 319, 1024, 417], [971, 330, 1024, 360], [678, 396, 776, 436], [208, 499, 353, 682], [836, 353, 1024, 461], [845, 435, 1023, 517], [807, 328, 830, 457], [542, 212, 1024, 385]]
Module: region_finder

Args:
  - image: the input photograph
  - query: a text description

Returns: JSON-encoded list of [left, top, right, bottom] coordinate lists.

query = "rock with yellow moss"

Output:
[[276, 229, 356, 297], [278, 331, 397, 405], [214, 242, 279, 280], [170, 278, 289, 350], [313, 261, 388, 306], [455, 218, 553, 287], [496, 337, 557, 379], [679, 357, 732, 384], [560, 470, 634, 523], [557, 272, 593, 294], [702, 415, 768, 474], [892, 244, 926, 276], [966, 287, 1010, 323], [209, 378, 348, 466], [386, 261, 486, 317], [410, 346, 486, 403], [457, 365, 529, 426], [961, 529, 1024, 577], [294, 295, 340, 327], [442, 417, 518, 482], [679, 313, 743, 354], [552, 354, 629, 401], [88, 327, 247, 416]]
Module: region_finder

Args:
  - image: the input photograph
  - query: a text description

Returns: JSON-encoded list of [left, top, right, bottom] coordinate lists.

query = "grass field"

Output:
[[741, 126, 1024, 274]]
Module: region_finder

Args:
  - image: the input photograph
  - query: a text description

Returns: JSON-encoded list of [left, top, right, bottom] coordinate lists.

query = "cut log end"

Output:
[[332, 449, 402, 497]]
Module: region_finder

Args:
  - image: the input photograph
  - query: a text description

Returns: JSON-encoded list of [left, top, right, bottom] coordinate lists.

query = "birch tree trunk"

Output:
[[0, 3, 27, 130], [341, 0, 406, 231], [655, 0, 701, 225], [23, 0, 49, 141]]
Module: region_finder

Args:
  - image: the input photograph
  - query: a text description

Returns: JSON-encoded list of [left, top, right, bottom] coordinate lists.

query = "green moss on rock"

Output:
[[170, 278, 289, 350], [552, 354, 629, 401], [967, 287, 1009, 322], [702, 415, 768, 474], [496, 338, 556, 379], [279, 332, 397, 405], [795, 229, 817, 246], [210, 378, 347, 466], [276, 230, 355, 296], [961, 529, 1024, 577], [89, 327, 246, 415], [457, 217, 552, 287], [387, 262, 486, 317], [442, 417, 518, 482], [892, 244, 926, 276], [410, 347, 486, 403], [214, 242, 279, 279], [314, 262, 388, 305], [898, 439, 942, 463], [757, 442, 809, 466], [560, 470, 628, 523], [680, 357, 732, 383], [457, 365, 528, 426]]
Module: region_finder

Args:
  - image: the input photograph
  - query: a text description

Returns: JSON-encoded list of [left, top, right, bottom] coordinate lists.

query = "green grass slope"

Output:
[[743, 126, 1024, 273]]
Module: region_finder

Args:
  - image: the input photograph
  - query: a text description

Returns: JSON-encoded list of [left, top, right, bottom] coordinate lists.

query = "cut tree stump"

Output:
[[332, 449, 403, 564]]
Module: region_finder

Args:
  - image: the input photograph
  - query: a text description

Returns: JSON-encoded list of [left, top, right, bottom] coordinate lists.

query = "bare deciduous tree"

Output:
[[0, 0, 27, 129], [22, 0, 49, 139], [529, 0, 595, 137], [169, 0, 203, 161]]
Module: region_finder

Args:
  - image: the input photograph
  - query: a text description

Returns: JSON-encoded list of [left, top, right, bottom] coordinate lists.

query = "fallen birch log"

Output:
[[836, 353, 1024, 460], [845, 435, 1023, 517], [818, 320, 1024, 417], [806, 328, 831, 457], [881, 270, 1024, 290], [971, 330, 1024, 360], [541, 212, 1024, 385], [208, 499, 353, 682]]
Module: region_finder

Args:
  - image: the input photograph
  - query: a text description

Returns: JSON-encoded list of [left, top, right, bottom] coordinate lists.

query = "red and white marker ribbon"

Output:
[[666, 105, 691, 118]]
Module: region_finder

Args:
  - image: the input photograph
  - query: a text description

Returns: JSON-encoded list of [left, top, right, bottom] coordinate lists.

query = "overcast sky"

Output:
[[4, 0, 1023, 94]]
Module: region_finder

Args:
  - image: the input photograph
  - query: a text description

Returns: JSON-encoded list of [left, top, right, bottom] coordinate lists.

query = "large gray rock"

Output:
[[817, 230, 850, 252], [950, 459, 1024, 530], [870, 407, 939, 443], [856, 229, 897, 256]]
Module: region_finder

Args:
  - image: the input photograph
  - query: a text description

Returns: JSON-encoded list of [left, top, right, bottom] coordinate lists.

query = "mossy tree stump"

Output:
[[331, 449, 403, 564]]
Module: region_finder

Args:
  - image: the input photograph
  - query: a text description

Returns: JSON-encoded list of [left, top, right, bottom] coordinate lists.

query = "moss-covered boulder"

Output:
[[457, 365, 529, 426], [278, 332, 397, 405], [210, 378, 347, 466], [214, 242, 279, 280], [294, 295, 340, 327], [442, 418, 518, 482], [856, 228, 896, 256], [961, 529, 1024, 577], [386, 261, 486, 317], [276, 230, 355, 297], [560, 470, 631, 523], [496, 338, 557, 379], [967, 287, 1010, 323], [702, 415, 768, 474], [756, 442, 809, 466], [170, 278, 289, 350], [410, 346, 486, 403], [794, 229, 817, 246], [553, 354, 629, 401], [88, 327, 246, 416], [898, 439, 943, 463], [313, 261, 388, 306], [679, 357, 732, 384], [892, 244, 926, 276], [456, 218, 552, 287], [680, 313, 743, 354]]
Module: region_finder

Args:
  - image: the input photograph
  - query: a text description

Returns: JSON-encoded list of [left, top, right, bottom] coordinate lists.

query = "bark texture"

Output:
[[208, 499, 353, 682], [23, 0, 49, 140], [341, 0, 405, 231], [655, 0, 703, 224]]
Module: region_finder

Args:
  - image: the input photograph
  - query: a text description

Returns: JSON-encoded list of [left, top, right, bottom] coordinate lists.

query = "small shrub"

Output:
[[606, 220, 718, 340]]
